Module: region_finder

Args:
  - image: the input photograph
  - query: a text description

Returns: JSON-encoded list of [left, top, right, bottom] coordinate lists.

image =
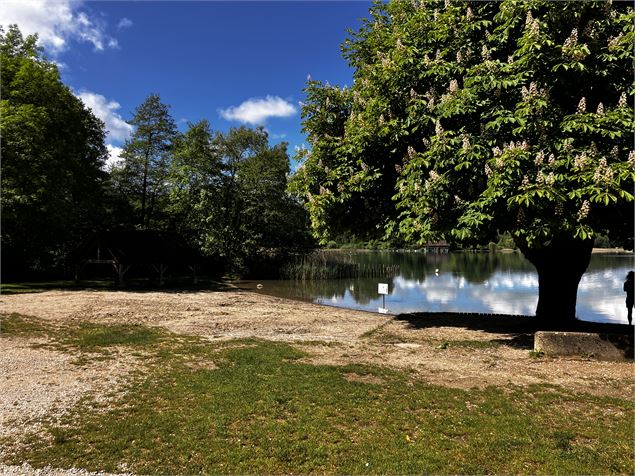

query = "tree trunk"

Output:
[[517, 237, 593, 326], [141, 150, 150, 229]]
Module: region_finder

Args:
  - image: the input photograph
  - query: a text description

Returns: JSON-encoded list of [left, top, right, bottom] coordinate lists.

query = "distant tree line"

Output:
[[1, 25, 312, 279]]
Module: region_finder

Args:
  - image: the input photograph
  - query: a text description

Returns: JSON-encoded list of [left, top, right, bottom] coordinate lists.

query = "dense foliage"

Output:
[[1, 25, 108, 275], [290, 0, 634, 322], [169, 124, 312, 272], [2, 25, 311, 277], [113, 94, 179, 230]]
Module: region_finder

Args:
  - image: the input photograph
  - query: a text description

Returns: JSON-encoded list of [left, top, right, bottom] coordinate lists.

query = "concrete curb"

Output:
[[534, 331, 634, 361]]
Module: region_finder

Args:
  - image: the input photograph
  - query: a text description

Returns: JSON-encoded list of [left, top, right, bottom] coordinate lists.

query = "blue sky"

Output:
[[1, 0, 372, 166]]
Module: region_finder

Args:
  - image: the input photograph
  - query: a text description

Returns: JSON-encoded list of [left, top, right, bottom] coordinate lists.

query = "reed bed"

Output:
[[280, 251, 400, 280]]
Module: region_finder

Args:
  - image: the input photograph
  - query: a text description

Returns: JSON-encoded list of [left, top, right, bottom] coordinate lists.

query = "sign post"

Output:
[[378, 283, 388, 313]]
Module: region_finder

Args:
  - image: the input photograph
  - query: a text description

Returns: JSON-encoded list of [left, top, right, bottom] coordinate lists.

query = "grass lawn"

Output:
[[1, 313, 633, 475]]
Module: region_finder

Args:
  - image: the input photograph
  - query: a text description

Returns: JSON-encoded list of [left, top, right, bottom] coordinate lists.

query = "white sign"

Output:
[[378, 307, 389, 314], [378, 283, 389, 295]]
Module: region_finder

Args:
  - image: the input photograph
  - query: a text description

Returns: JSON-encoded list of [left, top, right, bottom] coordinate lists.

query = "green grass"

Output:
[[64, 323, 163, 350], [0, 313, 49, 337], [2, 327, 632, 475], [0, 280, 115, 294], [1, 314, 162, 364]]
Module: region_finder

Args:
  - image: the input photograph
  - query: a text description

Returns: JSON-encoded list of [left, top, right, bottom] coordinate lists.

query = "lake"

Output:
[[243, 251, 634, 324]]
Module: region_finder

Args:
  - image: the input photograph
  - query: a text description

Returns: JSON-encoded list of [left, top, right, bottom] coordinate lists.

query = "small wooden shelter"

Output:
[[424, 240, 450, 254], [74, 231, 201, 286]]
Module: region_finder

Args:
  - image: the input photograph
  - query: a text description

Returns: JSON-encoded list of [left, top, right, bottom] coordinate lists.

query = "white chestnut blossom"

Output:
[[578, 200, 590, 220], [545, 172, 555, 186], [521, 86, 529, 101], [536, 170, 545, 184], [596, 102, 604, 115], [577, 97, 587, 113], [435, 120, 444, 136], [525, 11, 533, 27], [618, 92, 628, 108], [528, 16, 540, 37], [462, 135, 470, 151], [574, 152, 588, 169], [481, 45, 490, 61], [563, 28, 578, 48], [608, 34, 622, 49]]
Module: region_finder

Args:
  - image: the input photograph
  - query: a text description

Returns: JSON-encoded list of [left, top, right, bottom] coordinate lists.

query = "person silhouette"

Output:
[[624, 271, 634, 325]]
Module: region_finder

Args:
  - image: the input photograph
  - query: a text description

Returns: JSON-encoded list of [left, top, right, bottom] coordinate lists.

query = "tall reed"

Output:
[[280, 251, 400, 280]]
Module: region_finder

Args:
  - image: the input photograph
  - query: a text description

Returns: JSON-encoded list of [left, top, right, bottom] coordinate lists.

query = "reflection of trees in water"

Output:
[[281, 252, 632, 304], [284, 277, 396, 306], [586, 254, 633, 273], [446, 253, 534, 284], [329, 251, 536, 284]]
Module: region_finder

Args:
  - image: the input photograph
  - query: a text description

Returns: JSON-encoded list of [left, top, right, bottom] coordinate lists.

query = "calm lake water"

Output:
[[243, 251, 634, 324]]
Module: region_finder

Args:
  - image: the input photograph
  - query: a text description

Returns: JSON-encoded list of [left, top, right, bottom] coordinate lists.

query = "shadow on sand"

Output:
[[394, 312, 634, 351]]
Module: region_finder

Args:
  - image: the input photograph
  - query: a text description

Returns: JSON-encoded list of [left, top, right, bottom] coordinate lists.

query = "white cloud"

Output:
[[269, 132, 287, 140], [76, 91, 133, 142], [105, 144, 125, 169], [117, 17, 133, 30], [0, 0, 118, 54], [219, 96, 297, 125]]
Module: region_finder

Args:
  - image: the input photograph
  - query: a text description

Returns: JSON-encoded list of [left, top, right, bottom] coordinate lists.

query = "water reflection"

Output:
[[243, 252, 634, 324]]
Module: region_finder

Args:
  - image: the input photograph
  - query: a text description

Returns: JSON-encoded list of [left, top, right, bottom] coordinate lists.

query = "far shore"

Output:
[[592, 247, 634, 254], [320, 247, 633, 254]]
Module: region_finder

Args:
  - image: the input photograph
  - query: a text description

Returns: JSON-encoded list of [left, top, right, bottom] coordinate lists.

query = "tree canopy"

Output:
[[1, 25, 108, 274], [290, 0, 635, 322], [114, 93, 178, 230], [169, 125, 312, 272]]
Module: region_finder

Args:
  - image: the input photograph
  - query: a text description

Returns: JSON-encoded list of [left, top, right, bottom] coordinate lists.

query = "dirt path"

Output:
[[1, 288, 633, 457]]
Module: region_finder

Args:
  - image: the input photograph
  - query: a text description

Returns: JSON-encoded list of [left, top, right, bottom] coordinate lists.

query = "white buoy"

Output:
[[256, 284, 263, 289]]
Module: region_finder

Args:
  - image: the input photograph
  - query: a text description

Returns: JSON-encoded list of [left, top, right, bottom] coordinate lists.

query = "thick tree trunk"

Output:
[[517, 237, 594, 326]]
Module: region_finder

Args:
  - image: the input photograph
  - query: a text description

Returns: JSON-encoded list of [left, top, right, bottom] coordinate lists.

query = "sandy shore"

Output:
[[1, 287, 633, 468]]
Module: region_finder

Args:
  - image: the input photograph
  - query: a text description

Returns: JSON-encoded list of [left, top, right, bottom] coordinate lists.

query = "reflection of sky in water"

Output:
[[312, 257, 634, 324]]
